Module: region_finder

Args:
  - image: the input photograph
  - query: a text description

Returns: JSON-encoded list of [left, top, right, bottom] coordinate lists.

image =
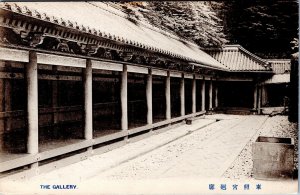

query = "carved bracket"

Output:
[[81, 44, 100, 55], [118, 51, 134, 62], [56, 39, 70, 52], [146, 56, 158, 65], [183, 64, 194, 72], [25, 32, 45, 47]]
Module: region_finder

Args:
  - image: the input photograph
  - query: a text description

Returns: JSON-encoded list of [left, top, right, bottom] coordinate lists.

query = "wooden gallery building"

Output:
[[0, 2, 291, 177]]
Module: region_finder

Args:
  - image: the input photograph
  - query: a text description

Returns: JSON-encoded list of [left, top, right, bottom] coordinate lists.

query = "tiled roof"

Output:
[[0, 2, 227, 70], [206, 45, 271, 72], [263, 73, 290, 84], [267, 59, 291, 74]]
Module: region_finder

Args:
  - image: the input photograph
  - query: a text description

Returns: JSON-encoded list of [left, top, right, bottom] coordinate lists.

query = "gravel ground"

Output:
[[223, 115, 298, 180], [89, 115, 272, 180], [90, 116, 247, 180]]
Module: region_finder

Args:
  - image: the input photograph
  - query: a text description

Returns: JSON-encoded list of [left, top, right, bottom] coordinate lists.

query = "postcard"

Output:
[[0, 1, 298, 194]]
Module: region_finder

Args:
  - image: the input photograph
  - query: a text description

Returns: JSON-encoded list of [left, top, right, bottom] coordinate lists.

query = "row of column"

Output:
[[26, 52, 218, 154]]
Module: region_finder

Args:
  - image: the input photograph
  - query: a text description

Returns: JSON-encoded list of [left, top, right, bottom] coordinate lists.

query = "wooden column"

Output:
[[52, 79, 59, 138], [4, 78, 11, 132], [214, 83, 218, 108], [257, 85, 262, 114], [121, 64, 128, 130], [180, 73, 185, 116], [209, 79, 213, 110], [201, 80, 205, 111], [0, 79, 4, 152], [165, 71, 171, 120], [146, 68, 153, 125], [253, 84, 258, 110], [192, 74, 196, 113], [261, 84, 267, 106], [26, 51, 38, 154], [83, 59, 93, 140]]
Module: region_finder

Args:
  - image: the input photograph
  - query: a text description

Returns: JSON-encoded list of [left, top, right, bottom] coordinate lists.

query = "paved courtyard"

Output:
[[1, 114, 297, 194], [88, 115, 269, 180], [21, 114, 297, 182]]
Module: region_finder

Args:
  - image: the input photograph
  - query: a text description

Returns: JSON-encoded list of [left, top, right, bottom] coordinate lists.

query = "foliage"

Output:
[[110, 1, 298, 58], [222, 0, 299, 58]]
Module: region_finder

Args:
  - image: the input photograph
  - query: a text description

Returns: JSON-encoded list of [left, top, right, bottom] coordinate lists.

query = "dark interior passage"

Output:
[[205, 81, 210, 110], [265, 84, 289, 107], [0, 61, 27, 153], [153, 75, 166, 123], [128, 73, 147, 129], [171, 77, 181, 118], [212, 81, 217, 108], [92, 69, 121, 137], [196, 80, 203, 112], [185, 79, 193, 115], [218, 81, 254, 108], [38, 65, 84, 152]]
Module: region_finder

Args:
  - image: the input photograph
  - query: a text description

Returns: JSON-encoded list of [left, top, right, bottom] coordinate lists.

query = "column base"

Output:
[[250, 108, 259, 115], [206, 108, 214, 115]]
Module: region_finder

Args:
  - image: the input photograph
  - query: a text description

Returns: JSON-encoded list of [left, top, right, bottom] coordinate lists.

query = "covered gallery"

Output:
[[0, 2, 286, 177], [206, 45, 291, 114]]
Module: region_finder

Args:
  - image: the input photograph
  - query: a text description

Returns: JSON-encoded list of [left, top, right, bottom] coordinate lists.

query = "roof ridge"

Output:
[[223, 44, 268, 65]]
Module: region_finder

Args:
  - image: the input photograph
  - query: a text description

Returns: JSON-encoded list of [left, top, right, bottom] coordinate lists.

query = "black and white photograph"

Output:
[[0, 1, 298, 194]]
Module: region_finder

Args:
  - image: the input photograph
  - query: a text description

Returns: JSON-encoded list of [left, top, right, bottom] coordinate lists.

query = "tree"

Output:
[[222, 0, 298, 58], [109, 1, 298, 58]]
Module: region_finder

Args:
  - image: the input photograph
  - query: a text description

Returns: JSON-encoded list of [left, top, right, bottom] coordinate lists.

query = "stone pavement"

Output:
[[2, 114, 297, 195], [27, 117, 217, 182], [88, 114, 268, 180], [11, 114, 268, 182]]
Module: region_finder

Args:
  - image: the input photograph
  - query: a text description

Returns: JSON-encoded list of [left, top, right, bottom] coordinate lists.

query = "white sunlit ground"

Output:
[[87, 114, 298, 180], [2, 114, 298, 194]]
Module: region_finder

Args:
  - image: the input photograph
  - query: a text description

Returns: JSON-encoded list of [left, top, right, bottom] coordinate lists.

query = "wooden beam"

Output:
[[204, 76, 213, 81], [0, 154, 37, 173], [127, 65, 148, 74], [170, 72, 182, 78], [93, 131, 127, 145], [37, 53, 85, 67], [128, 124, 152, 135], [91, 60, 123, 72], [152, 69, 167, 76], [26, 51, 38, 154], [0, 47, 29, 62], [185, 74, 193, 79], [217, 77, 253, 82], [195, 75, 204, 80], [38, 140, 92, 161]]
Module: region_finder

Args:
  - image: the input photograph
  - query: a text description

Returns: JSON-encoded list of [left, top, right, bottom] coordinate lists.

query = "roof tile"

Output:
[[0, 2, 226, 70]]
